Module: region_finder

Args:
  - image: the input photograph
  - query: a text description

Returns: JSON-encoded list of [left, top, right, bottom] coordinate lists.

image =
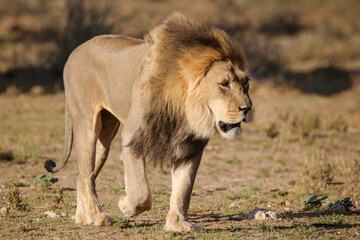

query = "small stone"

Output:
[[255, 210, 278, 220], [61, 212, 68, 218], [267, 203, 274, 208], [229, 201, 241, 209], [247, 208, 260, 220], [325, 203, 347, 214], [0, 207, 9, 217], [44, 210, 59, 218], [247, 208, 278, 220]]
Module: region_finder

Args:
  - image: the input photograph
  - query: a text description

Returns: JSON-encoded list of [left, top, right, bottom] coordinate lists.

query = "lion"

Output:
[[44, 12, 252, 231]]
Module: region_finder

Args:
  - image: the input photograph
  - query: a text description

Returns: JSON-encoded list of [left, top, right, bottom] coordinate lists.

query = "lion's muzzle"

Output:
[[218, 121, 241, 133]]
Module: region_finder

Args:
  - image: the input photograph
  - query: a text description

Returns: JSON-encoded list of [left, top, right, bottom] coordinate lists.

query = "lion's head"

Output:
[[129, 13, 252, 164], [185, 59, 252, 140]]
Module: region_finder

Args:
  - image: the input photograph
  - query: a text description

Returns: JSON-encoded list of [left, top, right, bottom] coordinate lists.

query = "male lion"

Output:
[[45, 12, 252, 231]]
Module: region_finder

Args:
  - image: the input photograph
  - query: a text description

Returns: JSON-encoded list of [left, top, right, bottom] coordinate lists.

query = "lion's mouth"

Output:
[[218, 121, 241, 133]]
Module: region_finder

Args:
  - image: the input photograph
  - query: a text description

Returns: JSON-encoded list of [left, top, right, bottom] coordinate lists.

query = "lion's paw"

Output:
[[75, 212, 113, 226], [118, 195, 151, 218], [75, 212, 87, 225], [118, 196, 137, 217], [94, 213, 113, 226], [164, 220, 202, 232]]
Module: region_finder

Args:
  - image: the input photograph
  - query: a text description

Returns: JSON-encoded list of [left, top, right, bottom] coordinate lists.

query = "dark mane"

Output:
[[144, 12, 245, 69], [127, 101, 208, 166]]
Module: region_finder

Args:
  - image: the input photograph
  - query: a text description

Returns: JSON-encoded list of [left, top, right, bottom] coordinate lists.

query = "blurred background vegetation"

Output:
[[0, 0, 359, 95]]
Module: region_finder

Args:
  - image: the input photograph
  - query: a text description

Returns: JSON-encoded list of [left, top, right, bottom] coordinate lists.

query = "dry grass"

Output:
[[0, 82, 360, 239]]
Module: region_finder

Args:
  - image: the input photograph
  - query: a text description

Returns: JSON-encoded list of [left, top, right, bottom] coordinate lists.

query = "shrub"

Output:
[[53, 0, 114, 72], [258, 11, 304, 36]]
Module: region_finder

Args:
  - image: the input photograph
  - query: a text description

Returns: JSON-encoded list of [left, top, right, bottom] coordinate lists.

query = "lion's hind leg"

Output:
[[94, 109, 120, 178], [73, 109, 112, 226]]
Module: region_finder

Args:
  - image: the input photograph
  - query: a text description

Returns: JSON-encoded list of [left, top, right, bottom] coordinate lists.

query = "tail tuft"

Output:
[[44, 159, 56, 173]]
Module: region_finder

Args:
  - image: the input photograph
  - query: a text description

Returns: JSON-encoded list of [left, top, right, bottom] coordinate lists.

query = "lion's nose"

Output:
[[239, 106, 251, 115]]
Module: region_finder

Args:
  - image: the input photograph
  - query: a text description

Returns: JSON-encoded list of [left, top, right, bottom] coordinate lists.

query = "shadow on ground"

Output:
[[283, 66, 356, 96], [203, 222, 360, 233], [206, 222, 360, 233], [0, 64, 357, 95], [0, 67, 63, 94], [189, 211, 360, 233]]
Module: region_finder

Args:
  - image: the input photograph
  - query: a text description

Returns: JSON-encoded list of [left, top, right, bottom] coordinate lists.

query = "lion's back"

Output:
[[64, 34, 146, 75], [63, 35, 150, 122]]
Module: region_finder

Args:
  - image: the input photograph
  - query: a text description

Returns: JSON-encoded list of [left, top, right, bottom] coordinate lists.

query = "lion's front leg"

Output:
[[118, 142, 152, 217], [164, 152, 203, 232]]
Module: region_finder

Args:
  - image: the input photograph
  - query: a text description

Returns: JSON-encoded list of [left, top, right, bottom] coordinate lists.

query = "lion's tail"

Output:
[[44, 102, 73, 173]]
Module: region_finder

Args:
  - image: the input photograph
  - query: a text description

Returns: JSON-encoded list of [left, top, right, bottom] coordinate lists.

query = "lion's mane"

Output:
[[128, 12, 245, 165]]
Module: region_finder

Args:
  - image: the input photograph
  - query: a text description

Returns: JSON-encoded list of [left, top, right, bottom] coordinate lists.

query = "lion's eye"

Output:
[[244, 76, 250, 85], [220, 82, 230, 88]]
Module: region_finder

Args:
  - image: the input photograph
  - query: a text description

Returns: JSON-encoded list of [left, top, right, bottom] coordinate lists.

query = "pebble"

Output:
[[325, 203, 347, 214], [229, 201, 241, 209], [44, 210, 59, 218], [236, 208, 279, 221], [0, 206, 9, 218]]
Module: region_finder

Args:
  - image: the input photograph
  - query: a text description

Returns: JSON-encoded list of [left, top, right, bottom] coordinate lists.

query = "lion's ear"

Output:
[[180, 48, 222, 81]]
